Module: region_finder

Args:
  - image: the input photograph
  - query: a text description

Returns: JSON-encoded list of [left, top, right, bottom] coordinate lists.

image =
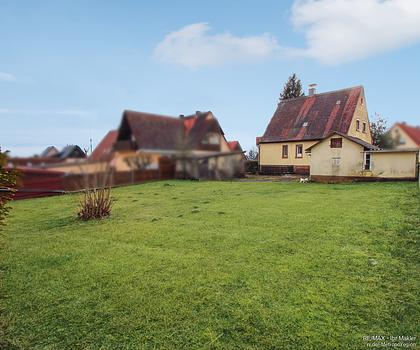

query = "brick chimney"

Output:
[[308, 83, 317, 96]]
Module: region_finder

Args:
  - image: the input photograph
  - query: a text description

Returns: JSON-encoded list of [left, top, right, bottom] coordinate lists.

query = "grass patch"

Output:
[[1, 181, 419, 349]]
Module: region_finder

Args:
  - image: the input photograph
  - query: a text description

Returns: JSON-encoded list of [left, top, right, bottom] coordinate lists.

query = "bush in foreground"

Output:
[[77, 187, 112, 220]]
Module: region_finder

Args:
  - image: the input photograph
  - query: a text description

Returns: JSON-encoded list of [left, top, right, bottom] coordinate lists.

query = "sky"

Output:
[[1, 0, 420, 156]]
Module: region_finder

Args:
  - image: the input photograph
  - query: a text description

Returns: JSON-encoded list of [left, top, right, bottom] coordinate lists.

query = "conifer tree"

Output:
[[280, 73, 305, 100]]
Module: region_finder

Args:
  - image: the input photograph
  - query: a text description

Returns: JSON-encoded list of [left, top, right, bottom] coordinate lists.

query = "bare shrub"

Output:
[[78, 187, 112, 220], [76, 163, 113, 220]]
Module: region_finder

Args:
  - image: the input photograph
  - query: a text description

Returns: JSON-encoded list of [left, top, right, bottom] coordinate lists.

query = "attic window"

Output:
[[356, 119, 360, 131], [202, 132, 220, 145], [302, 122, 308, 127], [361, 97, 364, 105], [330, 138, 342, 148], [336, 100, 341, 105], [362, 122, 367, 133]]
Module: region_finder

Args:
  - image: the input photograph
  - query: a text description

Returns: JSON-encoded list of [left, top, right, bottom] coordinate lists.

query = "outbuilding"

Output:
[[306, 132, 418, 182]]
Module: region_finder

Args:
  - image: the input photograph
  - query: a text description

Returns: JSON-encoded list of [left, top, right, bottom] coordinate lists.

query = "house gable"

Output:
[[390, 123, 420, 148], [114, 110, 226, 153], [261, 86, 364, 143], [346, 88, 372, 143]]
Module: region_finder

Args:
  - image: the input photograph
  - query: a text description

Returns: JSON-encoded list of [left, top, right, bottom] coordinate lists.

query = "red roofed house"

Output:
[[389, 122, 420, 149], [258, 85, 372, 175], [90, 130, 119, 161], [112, 110, 244, 179]]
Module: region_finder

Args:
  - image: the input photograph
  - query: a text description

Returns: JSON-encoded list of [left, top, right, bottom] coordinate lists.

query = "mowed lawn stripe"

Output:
[[1, 181, 419, 349]]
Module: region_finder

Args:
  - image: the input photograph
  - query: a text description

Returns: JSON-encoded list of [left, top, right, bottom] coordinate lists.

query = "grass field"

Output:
[[1, 181, 419, 349]]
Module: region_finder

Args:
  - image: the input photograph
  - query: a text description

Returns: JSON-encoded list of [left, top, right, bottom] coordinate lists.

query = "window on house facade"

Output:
[[356, 119, 360, 131], [361, 97, 364, 105], [330, 138, 342, 148], [295, 144, 303, 158], [282, 145, 288, 158], [364, 153, 371, 170], [202, 132, 220, 145], [362, 122, 367, 133]]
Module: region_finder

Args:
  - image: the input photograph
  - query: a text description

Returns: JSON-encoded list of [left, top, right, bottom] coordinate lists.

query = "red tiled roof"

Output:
[[261, 86, 363, 143], [120, 110, 184, 150], [227, 141, 243, 152], [90, 130, 118, 161], [396, 123, 420, 146], [118, 110, 224, 150]]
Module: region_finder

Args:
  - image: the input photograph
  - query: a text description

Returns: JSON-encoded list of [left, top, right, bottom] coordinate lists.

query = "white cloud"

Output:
[[154, 23, 280, 68], [154, 1, 420, 67], [0, 72, 16, 81], [291, 0, 420, 64]]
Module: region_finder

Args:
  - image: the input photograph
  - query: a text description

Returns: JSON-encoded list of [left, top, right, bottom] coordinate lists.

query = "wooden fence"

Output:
[[10, 166, 175, 200]]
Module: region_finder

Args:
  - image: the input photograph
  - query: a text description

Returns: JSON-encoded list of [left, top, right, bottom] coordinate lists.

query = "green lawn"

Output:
[[1, 181, 419, 349]]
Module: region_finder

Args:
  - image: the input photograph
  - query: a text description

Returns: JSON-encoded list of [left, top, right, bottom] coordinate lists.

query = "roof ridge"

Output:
[[278, 85, 363, 103], [123, 110, 178, 120]]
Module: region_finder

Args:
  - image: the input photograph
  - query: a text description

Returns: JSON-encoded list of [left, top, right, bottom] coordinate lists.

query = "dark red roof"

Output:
[[227, 141, 243, 152], [396, 123, 420, 146], [90, 130, 118, 161], [261, 86, 363, 143], [117, 110, 224, 150]]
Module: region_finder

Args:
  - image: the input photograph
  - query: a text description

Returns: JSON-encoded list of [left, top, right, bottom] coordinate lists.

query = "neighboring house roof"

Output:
[[395, 123, 420, 146], [227, 141, 243, 152], [90, 130, 118, 161], [40, 146, 59, 157], [306, 131, 379, 151], [55, 145, 86, 160], [117, 110, 224, 151], [365, 148, 419, 153], [261, 86, 363, 143]]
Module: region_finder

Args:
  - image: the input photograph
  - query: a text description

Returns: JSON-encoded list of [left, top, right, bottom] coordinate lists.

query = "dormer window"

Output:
[[202, 132, 220, 145], [356, 119, 360, 131], [302, 122, 308, 127]]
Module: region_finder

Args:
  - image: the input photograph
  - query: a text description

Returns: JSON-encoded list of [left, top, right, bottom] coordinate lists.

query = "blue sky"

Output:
[[1, 0, 420, 156]]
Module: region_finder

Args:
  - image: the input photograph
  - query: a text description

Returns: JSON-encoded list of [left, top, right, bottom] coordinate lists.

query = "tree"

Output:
[[247, 147, 258, 161], [370, 113, 394, 148], [124, 152, 152, 183], [0, 148, 17, 225], [280, 73, 305, 100]]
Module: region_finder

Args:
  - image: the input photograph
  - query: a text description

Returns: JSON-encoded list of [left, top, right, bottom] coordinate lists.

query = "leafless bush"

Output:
[[76, 163, 113, 220], [78, 187, 112, 220]]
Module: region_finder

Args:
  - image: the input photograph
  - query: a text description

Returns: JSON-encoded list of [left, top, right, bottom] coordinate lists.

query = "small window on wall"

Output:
[[295, 144, 303, 158], [356, 119, 360, 131], [364, 153, 371, 170], [362, 122, 367, 133], [332, 157, 341, 166], [282, 145, 288, 158], [330, 138, 342, 148]]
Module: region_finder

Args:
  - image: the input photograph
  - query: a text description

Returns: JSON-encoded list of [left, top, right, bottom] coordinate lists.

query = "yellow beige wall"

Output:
[[347, 92, 372, 144], [370, 152, 418, 178], [389, 125, 419, 149], [259, 140, 318, 166], [113, 151, 161, 171], [310, 136, 365, 176], [47, 161, 110, 174]]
